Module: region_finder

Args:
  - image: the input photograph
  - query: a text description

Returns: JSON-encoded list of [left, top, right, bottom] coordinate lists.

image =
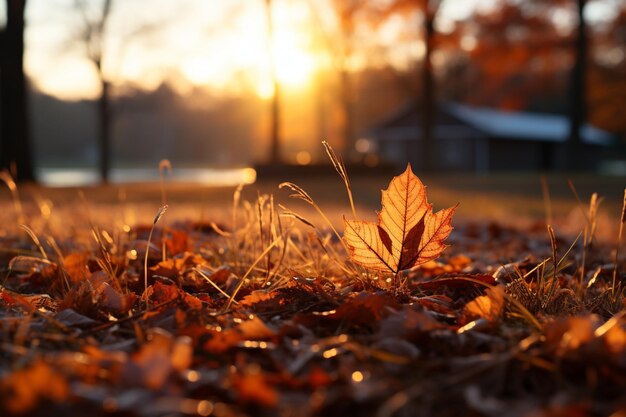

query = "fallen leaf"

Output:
[[54, 309, 98, 328], [95, 282, 136, 315], [343, 164, 456, 274], [204, 316, 275, 353], [332, 292, 400, 326], [0, 360, 69, 414], [62, 252, 90, 283], [127, 329, 189, 389], [232, 371, 278, 407], [376, 307, 444, 340], [145, 281, 202, 310], [165, 229, 189, 256], [544, 316, 597, 355], [603, 323, 626, 355], [307, 365, 334, 388], [464, 286, 505, 322]]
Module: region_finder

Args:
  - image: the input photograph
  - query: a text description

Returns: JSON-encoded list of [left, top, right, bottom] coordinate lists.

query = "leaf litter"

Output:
[[0, 163, 625, 417]]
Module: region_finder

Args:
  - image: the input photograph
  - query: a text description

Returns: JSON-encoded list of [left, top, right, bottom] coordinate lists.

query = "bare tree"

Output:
[[74, 0, 113, 183], [386, 0, 443, 171], [567, 0, 587, 169], [419, 0, 442, 172], [333, 0, 364, 157], [264, 0, 282, 163], [306, 0, 367, 156], [0, 0, 35, 182]]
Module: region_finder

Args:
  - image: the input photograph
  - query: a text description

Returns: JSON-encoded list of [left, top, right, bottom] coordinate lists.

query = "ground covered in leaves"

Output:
[[0, 177, 625, 417]]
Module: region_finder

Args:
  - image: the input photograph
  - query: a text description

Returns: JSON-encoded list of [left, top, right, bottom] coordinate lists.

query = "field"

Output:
[[0, 168, 625, 417]]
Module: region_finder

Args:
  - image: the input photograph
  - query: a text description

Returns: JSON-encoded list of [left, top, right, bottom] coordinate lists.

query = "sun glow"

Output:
[[273, 39, 317, 88], [253, 41, 318, 99], [239, 3, 319, 99], [24, 0, 321, 100]]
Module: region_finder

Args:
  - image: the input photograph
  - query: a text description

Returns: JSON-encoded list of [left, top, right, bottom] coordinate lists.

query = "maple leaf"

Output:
[[343, 164, 456, 274]]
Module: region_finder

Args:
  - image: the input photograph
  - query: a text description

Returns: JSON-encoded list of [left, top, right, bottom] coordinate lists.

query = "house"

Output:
[[363, 101, 620, 172]]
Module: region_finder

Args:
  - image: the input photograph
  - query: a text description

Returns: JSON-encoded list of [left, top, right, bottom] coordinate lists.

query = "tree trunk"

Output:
[[567, 0, 587, 170], [265, 0, 281, 164], [420, 9, 436, 172], [339, 67, 354, 157], [0, 0, 35, 182], [269, 80, 281, 163], [98, 76, 111, 183]]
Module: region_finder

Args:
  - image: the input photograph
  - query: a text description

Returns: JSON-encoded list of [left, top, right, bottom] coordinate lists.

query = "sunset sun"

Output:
[[254, 38, 318, 99]]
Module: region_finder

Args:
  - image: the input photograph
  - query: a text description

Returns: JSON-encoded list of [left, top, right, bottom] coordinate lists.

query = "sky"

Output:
[[0, 0, 619, 101], [0, 0, 481, 100]]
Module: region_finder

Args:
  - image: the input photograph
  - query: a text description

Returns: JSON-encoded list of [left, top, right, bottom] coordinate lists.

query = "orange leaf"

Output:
[[1, 360, 69, 413], [232, 372, 278, 407], [464, 286, 505, 322], [343, 164, 456, 274]]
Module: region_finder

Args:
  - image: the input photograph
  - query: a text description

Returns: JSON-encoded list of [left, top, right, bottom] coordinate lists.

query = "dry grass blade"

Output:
[[145, 205, 168, 294], [153, 204, 168, 225], [540, 175, 552, 226], [279, 182, 314, 205], [279, 182, 343, 244], [0, 170, 25, 225], [233, 183, 244, 231], [568, 179, 590, 225], [322, 140, 357, 219], [544, 225, 558, 308], [19, 225, 48, 260], [222, 236, 281, 312], [78, 191, 116, 279], [210, 222, 232, 237], [587, 192, 601, 246], [278, 185, 360, 279], [612, 188, 626, 296], [279, 204, 316, 229], [159, 159, 172, 262], [159, 159, 172, 206], [193, 267, 238, 303]]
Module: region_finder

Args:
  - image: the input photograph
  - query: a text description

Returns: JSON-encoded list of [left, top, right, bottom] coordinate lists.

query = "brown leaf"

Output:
[[376, 307, 444, 340], [128, 329, 192, 390], [343, 164, 456, 274], [54, 309, 98, 328], [95, 282, 136, 315], [232, 371, 278, 407], [203, 316, 275, 353], [544, 316, 597, 355], [0, 360, 69, 413], [165, 229, 189, 256], [464, 286, 505, 322], [332, 292, 400, 326], [62, 252, 90, 283], [145, 281, 203, 310]]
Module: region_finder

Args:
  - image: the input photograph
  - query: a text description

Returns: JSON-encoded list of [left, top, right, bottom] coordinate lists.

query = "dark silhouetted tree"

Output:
[[0, 0, 35, 181], [588, 2, 626, 136], [567, 0, 587, 169], [75, 0, 113, 183], [385, 0, 443, 171], [264, 0, 282, 163], [307, 0, 368, 156], [332, 0, 363, 157]]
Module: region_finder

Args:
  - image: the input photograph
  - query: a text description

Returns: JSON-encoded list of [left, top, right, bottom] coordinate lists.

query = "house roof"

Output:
[[369, 100, 484, 142], [445, 103, 615, 146], [369, 100, 617, 146]]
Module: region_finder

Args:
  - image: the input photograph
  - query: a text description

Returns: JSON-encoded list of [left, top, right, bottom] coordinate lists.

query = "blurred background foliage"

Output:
[[0, 0, 624, 182]]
